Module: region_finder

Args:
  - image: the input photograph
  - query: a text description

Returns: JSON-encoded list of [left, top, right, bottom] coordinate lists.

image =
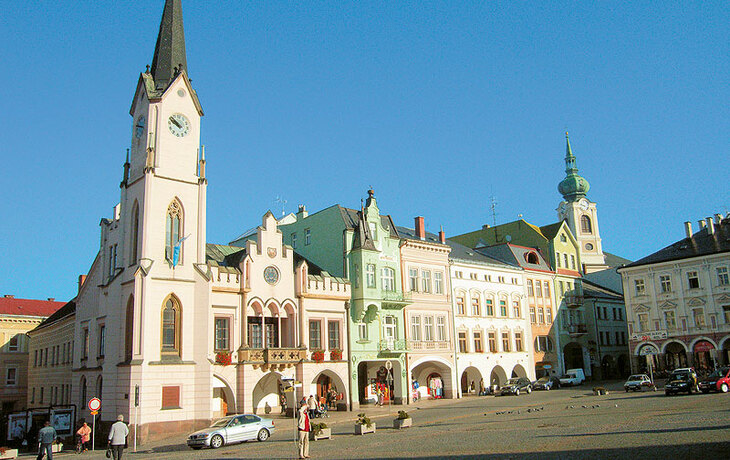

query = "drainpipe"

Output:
[[591, 298, 602, 380], [345, 301, 353, 411]]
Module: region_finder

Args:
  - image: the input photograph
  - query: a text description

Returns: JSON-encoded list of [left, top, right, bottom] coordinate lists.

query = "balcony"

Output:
[[378, 339, 408, 353], [408, 340, 451, 351], [564, 294, 584, 308], [566, 324, 588, 337], [237, 347, 307, 370], [381, 291, 412, 307]]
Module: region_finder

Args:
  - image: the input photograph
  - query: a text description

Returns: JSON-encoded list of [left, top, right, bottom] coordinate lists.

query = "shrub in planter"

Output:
[[330, 349, 342, 361], [311, 350, 325, 363], [310, 422, 331, 440], [355, 413, 375, 435], [393, 410, 412, 429]]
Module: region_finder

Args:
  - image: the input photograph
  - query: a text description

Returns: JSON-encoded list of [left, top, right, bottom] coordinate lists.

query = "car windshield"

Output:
[[506, 378, 521, 385], [537, 377, 549, 383], [211, 417, 232, 427], [708, 369, 728, 379], [627, 375, 643, 381], [670, 374, 689, 381], [561, 374, 575, 379]]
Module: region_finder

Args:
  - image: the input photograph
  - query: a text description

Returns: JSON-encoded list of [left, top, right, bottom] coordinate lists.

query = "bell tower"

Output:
[[556, 133, 608, 274]]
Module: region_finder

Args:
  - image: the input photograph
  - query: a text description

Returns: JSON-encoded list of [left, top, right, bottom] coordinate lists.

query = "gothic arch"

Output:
[[165, 198, 185, 263], [130, 200, 140, 264], [161, 294, 182, 356], [125, 295, 134, 361], [581, 215, 592, 234]]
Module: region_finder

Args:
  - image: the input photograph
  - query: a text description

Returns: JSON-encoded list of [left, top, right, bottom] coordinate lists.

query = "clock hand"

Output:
[[170, 117, 182, 128]]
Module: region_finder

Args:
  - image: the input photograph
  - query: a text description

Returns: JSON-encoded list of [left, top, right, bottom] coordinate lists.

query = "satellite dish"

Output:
[[505, 235, 512, 242]]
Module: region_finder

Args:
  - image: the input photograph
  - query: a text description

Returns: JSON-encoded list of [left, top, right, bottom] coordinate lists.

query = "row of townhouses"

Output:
[[3, 0, 726, 446]]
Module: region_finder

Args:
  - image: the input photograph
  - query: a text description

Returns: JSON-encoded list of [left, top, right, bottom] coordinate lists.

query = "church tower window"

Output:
[[130, 201, 140, 265], [125, 296, 134, 361], [161, 296, 182, 356], [165, 200, 183, 263], [580, 215, 592, 234]]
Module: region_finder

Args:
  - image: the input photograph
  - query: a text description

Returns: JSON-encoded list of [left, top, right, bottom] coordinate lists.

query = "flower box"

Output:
[[310, 427, 331, 440], [355, 423, 375, 435], [52, 443, 63, 453], [393, 418, 412, 429], [330, 349, 342, 361], [311, 350, 325, 363], [215, 351, 232, 365], [0, 448, 18, 459]]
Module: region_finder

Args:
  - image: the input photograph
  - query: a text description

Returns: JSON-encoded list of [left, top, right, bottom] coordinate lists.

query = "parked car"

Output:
[[665, 368, 699, 396], [187, 414, 275, 449], [559, 368, 586, 386], [500, 377, 532, 396], [624, 374, 655, 392], [699, 367, 730, 393], [533, 376, 560, 391]]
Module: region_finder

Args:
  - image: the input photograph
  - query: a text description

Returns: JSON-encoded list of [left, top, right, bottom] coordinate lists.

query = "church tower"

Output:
[[556, 133, 608, 274]]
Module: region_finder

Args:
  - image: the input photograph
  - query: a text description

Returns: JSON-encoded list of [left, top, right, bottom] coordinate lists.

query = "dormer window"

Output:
[[525, 252, 539, 264], [369, 222, 378, 241]]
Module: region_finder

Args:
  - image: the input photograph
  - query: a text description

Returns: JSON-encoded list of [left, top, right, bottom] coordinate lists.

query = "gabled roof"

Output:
[[31, 300, 76, 332], [621, 218, 730, 269], [396, 227, 447, 246], [0, 297, 66, 318], [539, 222, 564, 240], [445, 240, 519, 269], [338, 206, 398, 237], [604, 251, 632, 268]]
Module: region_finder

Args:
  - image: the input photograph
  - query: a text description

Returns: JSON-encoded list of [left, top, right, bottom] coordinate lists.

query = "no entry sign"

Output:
[[88, 397, 101, 412]]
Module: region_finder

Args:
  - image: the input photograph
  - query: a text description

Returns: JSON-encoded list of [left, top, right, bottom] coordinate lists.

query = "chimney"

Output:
[[715, 213, 723, 224], [439, 226, 446, 244], [706, 217, 715, 235], [78, 275, 87, 293], [47, 297, 55, 302], [699, 220, 706, 229], [414, 217, 425, 239], [684, 221, 693, 238], [4, 295, 14, 298], [297, 205, 308, 220]]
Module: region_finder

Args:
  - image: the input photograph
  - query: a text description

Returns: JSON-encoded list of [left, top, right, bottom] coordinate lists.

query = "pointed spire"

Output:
[[564, 131, 577, 174], [150, 0, 188, 91], [558, 132, 590, 201]]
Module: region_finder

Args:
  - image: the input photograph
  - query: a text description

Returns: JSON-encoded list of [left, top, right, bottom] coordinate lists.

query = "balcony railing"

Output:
[[567, 324, 588, 336], [381, 291, 412, 306], [378, 339, 408, 352], [238, 347, 306, 368], [564, 295, 584, 307], [407, 340, 451, 351]]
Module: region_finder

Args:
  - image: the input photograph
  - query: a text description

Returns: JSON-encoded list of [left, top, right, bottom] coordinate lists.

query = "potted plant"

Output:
[[355, 413, 376, 435], [311, 350, 325, 363], [0, 446, 19, 459], [309, 422, 331, 440], [330, 349, 342, 361], [393, 410, 412, 429], [215, 351, 232, 365]]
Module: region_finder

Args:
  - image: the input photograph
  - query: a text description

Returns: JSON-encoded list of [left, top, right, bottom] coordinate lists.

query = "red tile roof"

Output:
[[0, 297, 66, 318]]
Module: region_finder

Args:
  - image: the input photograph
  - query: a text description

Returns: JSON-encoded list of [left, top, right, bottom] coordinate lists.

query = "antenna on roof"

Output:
[[274, 196, 287, 217], [490, 195, 498, 227]]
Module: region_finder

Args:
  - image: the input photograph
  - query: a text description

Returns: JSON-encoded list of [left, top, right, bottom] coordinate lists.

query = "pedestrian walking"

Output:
[[76, 422, 91, 451], [307, 395, 318, 419], [107, 415, 129, 460], [36, 420, 57, 460], [297, 405, 311, 459]]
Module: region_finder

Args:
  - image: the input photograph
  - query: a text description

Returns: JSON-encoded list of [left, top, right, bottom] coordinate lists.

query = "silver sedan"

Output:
[[187, 414, 275, 449]]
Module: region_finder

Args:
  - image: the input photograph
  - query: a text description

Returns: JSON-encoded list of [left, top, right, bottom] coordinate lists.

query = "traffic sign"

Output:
[[90, 410, 98, 415], [88, 398, 101, 411]]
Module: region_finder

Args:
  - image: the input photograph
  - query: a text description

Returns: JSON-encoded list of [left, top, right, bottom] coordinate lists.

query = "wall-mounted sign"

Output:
[[638, 344, 660, 356], [631, 330, 667, 342]]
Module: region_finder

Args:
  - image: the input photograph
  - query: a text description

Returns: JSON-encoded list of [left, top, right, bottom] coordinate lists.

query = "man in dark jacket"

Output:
[[36, 420, 57, 460]]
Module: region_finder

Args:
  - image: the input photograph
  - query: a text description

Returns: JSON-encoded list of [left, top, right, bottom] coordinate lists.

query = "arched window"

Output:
[[161, 296, 182, 356], [165, 200, 183, 263], [526, 252, 538, 264], [580, 215, 592, 234], [79, 376, 87, 408], [130, 201, 140, 265], [125, 295, 134, 361]]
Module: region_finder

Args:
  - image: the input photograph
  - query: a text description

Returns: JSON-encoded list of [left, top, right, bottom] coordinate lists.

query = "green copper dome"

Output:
[[558, 132, 590, 201]]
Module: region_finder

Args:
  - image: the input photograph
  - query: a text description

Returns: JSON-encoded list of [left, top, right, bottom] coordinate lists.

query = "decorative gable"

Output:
[[686, 297, 707, 307], [658, 301, 677, 310], [633, 304, 650, 313]]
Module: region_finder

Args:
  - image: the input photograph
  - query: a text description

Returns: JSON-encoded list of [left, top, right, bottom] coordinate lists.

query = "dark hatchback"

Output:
[[533, 376, 560, 391], [699, 367, 730, 393], [500, 377, 532, 396], [665, 369, 697, 396]]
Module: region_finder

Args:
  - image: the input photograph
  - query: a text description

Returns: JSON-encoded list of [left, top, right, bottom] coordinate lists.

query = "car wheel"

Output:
[[515, 389, 520, 396], [721, 383, 729, 393], [526, 387, 532, 394], [665, 391, 671, 396], [210, 434, 224, 449], [257, 429, 270, 442], [190, 447, 202, 450], [546, 385, 551, 391], [701, 389, 710, 394], [625, 388, 629, 392]]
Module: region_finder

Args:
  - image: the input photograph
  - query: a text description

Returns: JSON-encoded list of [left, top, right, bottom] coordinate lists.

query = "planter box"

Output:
[[310, 427, 331, 440], [355, 423, 376, 435], [52, 443, 63, 453], [393, 418, 412, 429], [0, 449, 19, 459]]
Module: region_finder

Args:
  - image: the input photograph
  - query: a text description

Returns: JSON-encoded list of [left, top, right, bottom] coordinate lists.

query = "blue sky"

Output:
[[1, 1, 728, 301]]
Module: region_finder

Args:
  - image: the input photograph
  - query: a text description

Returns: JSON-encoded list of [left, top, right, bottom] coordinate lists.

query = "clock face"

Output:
[[585, 243, 594, 251], [579, 200, 589, 211], [134, 115, 146, 139], [167, 113, 190, 137], [264, 266, 280, 285]]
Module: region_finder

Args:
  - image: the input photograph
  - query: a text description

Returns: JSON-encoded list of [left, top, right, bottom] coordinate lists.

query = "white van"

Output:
[[559, 368, 586, 386]]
